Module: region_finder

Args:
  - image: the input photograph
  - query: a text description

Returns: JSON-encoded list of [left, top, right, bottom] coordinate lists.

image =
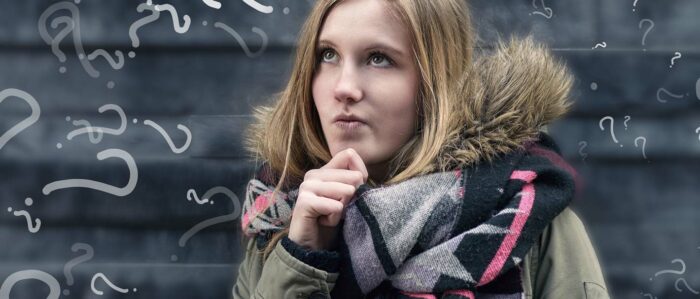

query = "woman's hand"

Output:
[[288, 148, 368, 251]]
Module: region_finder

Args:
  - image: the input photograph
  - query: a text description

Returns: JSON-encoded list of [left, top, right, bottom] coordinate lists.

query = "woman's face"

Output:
[[312, 0, 420, 181]]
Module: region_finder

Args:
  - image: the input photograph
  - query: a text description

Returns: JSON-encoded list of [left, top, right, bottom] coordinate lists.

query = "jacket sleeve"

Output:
[[525, 207, 611, 299], [232, 234, 341, 299]]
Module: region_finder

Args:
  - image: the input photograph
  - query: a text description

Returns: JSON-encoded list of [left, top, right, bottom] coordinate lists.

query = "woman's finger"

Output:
[[304, 168, 365, 188], [321, 148, 368, 182]]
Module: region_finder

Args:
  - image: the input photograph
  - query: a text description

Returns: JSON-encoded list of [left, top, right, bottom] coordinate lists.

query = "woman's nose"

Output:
[[333, 63, 363, 103]]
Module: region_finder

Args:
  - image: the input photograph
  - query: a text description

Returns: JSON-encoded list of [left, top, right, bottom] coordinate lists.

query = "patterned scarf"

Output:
[[240, 132, 579, 298]]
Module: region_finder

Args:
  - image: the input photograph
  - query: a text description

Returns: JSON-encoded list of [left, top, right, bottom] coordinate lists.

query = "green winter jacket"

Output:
[[232, 207, 610, 299]]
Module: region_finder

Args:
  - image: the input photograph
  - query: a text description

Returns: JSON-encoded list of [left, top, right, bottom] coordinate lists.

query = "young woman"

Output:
[[233, 0, 610, 298]]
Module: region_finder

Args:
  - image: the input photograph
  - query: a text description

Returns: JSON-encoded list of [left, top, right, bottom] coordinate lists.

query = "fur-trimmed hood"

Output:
[[433, 36, 574, 172]]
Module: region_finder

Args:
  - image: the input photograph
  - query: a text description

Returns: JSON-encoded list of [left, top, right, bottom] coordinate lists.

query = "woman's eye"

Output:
[[320, 48, 336, 62], [369, 53, 392, 67]]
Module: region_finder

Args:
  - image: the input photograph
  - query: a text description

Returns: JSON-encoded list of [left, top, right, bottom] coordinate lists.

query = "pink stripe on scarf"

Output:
[[478, 170, 536, 285], [398, 291, 437, 299], [510, 170, 537, 182]]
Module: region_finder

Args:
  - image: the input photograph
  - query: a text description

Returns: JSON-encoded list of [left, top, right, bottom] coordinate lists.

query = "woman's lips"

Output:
[[334, 120, 366, 131]]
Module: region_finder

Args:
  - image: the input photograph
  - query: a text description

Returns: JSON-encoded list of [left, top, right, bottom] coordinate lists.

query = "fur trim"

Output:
[[437, 36, 574, 170]]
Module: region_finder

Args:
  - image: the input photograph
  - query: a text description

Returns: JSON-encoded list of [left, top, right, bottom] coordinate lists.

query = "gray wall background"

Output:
[[1, 0, 699, 298]]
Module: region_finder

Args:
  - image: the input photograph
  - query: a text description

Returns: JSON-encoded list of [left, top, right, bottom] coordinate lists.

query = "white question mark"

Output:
[[592, 42, 606, 49], [87, 49, 125, 70], [242, 0, 273, 13], [37, 11, 74, 73], [0, 88, 41, 151], [7, 198, 41, 233], [65, 104, 127, 143], [143, 120, 192, 154], [172, 187, 241, 261], [42, 149, 138, 197], [675, 278, 700, 294], [578, 141, 588, 162], [0, 270, 61, 299], [128, 3, 161, 58], [530, 0, 553, 19], [696, 77, 700, 100], [623, 115, 631, 130], [66, 119, 103, 144], [656, 87, 685, 103], [670, 52, 681, 68], [187, 188, 219, 205], [214, 22, 269, 58], [62, 243, 94, 296], [90, 273, 136, 295], [638, 19, 654, 48], [634, 136, 647, 160], [599, 116, 622, 147], [652, 258, 685, 280], [38, 2, 123, 78], [154, 3, 191, 34], [695, 126, 700, 142], [633, 0, 639, 11]]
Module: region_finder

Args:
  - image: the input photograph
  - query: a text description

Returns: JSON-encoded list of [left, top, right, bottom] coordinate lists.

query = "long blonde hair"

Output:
[[242, 0, 573, 259]]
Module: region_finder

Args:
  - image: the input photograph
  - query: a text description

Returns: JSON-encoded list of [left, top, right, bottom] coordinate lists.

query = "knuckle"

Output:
[[354, 171, 364, 185], [304, 169, 316, 181], [299, 180, 309, 191]]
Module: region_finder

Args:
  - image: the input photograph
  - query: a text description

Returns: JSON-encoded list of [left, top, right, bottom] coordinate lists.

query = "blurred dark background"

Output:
[[0, 0, 699, 298]]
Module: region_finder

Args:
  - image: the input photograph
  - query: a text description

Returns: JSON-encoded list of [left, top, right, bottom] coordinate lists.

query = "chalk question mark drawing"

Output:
[[128, 3, 161, 58], [599, 116, 622, 147], [623, 115, 631, 130], [154, 3, 191, 34], [38, 2, 124, 78], [91, 273, 137, 295], [633, 0, 639, 12], [0, 88, 41, 151], [670, 52, 681, 68], [42, 149, 138, 197], [143, 120, 192, 154], [652, 258, 685, 279], [7, 198, 41, 233], [530, 0, 553, 19], [65, 118, 103, 145], [88, 49, 125, 70], [638, 19, 654, 49], [36, 14, 74, 73], [656, 88, 686, 103], [592, 42, 606, 49], [187, 188, 223, 205], [243, 0, 273, 13], [696, 78, 700, 100], [64, 104, 127, 145], [62, 243, 94, 296], [578, 141, 588, 162], [171, 186, 241, 261], [0, 270, 61, 299], [214, 22, 269, 58], [675, 278, 700, 294], [634, 136, 647, 160]]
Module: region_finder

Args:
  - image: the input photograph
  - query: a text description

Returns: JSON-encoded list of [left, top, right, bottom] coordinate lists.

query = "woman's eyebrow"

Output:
[[317, 39, 406, 57]]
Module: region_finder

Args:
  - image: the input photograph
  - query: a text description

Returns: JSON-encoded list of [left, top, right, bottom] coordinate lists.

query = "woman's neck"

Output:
[[366, 161, 391, 187]]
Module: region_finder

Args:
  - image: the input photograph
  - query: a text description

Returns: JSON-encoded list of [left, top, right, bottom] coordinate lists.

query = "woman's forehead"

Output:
[[318, 0, 409, 51]]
